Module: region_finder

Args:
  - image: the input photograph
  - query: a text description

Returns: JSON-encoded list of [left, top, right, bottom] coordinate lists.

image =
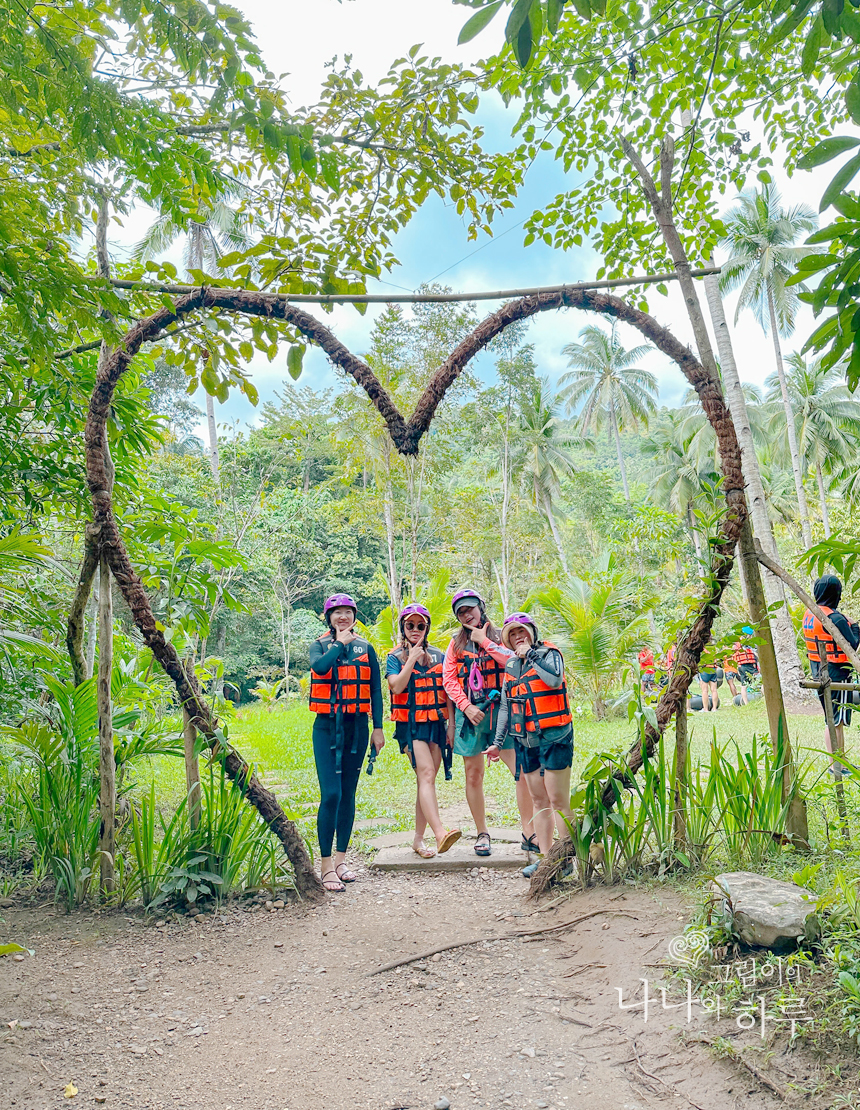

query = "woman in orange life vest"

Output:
[[802, 575, 860, 777], [441, 589, 536, 858], [309, 594, 385, 893], [387, 603, 462, 859], [637, 647, 656, 693], [487, 613, 574, 880]]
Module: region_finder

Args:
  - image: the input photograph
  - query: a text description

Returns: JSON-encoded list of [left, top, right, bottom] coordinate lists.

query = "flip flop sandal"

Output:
[[437, 829, 462, 854], [321, 870, 345, 893], [474, 832, 492, 857], [521, 834, 539, 852], [335, 863, 357, 883], [412, 843, 436, 859]]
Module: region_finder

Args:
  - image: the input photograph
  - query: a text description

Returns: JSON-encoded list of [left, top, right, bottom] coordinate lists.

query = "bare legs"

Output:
[[462, 754, 488, 836], [701, 679, 718, 711], [523, 766, 573, 854], [497, 747, 535, 840], [412, 740, 446, 849]]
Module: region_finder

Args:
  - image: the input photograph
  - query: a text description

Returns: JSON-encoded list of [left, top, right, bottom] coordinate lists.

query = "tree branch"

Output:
[[65, 523, 100, 685]]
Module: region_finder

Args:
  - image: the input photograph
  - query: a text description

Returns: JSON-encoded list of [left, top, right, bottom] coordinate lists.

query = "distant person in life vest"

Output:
[[387, 603, 461, 860], [309, 594, 385, 892], [802, 575, 860, 778], [729, 630, 759, 705], [487, 613, 574, 880], [638, 647, 656, 693]]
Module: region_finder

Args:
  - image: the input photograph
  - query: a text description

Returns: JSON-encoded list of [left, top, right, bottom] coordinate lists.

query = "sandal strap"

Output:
[[475, 832, 491, 844]]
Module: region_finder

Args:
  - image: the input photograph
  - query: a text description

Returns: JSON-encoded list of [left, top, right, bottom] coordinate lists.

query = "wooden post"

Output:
[[673, 700, 688, 850], [738, 520, 808, 844], [817, 670, 850, 842], [183, 706, 201, 831], [97, 549, 115, 896]]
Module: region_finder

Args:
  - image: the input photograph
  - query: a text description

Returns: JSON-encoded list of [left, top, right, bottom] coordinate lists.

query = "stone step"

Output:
[[371, 840, 532, 872], [366, 825, 523, 850]]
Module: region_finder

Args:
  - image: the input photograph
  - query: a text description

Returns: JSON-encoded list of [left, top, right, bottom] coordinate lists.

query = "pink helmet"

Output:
[[451, 588, 484, 616], [501, 612, 539, 648], [323, 593, 357, 619]]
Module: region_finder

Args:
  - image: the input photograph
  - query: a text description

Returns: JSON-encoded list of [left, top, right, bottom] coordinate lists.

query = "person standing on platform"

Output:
[[309, 594, 385, 892], [802, 575, 859, 778]]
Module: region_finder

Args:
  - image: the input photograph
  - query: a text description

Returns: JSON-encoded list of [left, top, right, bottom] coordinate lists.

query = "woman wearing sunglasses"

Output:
[[487, 612, 574, 879], [309, 593, 385, 892], [387, 604, 462, 858], [441, 588, 536, 858]]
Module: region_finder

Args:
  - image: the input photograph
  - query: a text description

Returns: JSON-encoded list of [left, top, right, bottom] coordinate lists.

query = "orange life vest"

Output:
[[803, 607, 849, 666], [389, 647, 448, 724], [454, 641, 506, 698], [733, 644, 757, 667], [309, 633, 372, 714], [504, 642, 572, 745]]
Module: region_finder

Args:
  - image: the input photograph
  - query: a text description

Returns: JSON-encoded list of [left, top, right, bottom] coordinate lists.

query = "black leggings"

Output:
[[312, 713, 369, 857]]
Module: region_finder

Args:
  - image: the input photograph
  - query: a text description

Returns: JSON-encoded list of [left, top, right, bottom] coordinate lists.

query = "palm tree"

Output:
[[719, 185, 818, 548], [559, 322, 657, 501], [514, 377, 581, 579], [527, 554, 651, 719], [640, 410, 717, 572], [765, 353, 860, 538], [135, 199, 252, 489]]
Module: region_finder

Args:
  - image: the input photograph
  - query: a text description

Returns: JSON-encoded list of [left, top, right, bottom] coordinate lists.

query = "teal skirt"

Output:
[[453, 705, 515, 757]]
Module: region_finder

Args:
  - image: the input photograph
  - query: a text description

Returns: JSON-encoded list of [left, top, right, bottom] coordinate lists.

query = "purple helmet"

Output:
[[400, 603, 431, 624], [451, 588, 484, 616], [501, 612, 538, 648], [323, 593, 357, 618]]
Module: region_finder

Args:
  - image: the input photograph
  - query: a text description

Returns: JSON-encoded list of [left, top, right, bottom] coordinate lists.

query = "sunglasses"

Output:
[[404, 621, 427, 631]]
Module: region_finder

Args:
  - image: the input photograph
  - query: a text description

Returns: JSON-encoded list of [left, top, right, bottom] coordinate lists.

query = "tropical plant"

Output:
[[720, 185, 819, 548], [515, 377, 581, 579], [527, 554, 651, 718], [765, 354, 860, 538], [560, 322, 657, 502]]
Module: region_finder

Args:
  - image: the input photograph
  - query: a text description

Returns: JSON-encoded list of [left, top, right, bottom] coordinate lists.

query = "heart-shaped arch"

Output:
[[81, 285, 748, 896]]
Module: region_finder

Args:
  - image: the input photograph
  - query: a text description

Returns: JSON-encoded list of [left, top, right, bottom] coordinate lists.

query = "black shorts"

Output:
[[517, 735, 574, 775], [699, 671, 718, 684], [813, 663, 853, 726], [738, 663, 758, 683]]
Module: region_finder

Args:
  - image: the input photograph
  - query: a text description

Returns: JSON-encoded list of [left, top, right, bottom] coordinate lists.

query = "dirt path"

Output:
[[0, 862, 839, 1110]]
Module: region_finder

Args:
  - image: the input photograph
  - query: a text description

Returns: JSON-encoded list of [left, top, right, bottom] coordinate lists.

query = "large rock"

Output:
[[709, 871, 820, 950]]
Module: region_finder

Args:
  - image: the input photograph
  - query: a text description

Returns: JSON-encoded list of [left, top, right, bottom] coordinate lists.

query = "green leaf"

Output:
[[505, 0, 534, 44], [458, 1, 504, 44], [0, 943, 27, 957], [822, 0, 844, 37], [820, 151, 860, 211], [847, 78, 860, 125], [801, 14, 823, 78], [797, 136, 860, 171], [768, 0, 817, 47], [287, 344, 305, 381], [547, 0, 567, 35]]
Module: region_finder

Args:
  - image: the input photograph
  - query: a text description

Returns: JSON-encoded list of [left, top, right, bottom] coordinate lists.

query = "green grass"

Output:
[[133, 697, 847, 842]]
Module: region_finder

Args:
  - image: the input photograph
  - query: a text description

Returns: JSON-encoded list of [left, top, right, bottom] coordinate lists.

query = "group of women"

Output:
[[307, 589, 574, 892]]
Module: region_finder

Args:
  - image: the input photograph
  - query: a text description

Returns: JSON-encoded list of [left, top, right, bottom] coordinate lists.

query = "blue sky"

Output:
[[114, 0, 831, 436]]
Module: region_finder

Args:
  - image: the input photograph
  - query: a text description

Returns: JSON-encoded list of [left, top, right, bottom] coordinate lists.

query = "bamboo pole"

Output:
[[97, 549, 115, 895], [183, 706, 201, 832], [673, 699, 688, 850], [107, 267, 721, 303]]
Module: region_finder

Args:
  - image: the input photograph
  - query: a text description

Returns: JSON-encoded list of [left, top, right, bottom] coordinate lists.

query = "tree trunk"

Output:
[[383, 473, 401, 612], [767, 287, 813, 550], [542, 491, 571, 578], [610, 404, 631, 502], [816, 461, 832, 538], [703, 258, 808, 704], [66, 523, 100, 686], [85, 587, 98, 681], [206, 391, 220, 488], [98, 549, 116, 896]]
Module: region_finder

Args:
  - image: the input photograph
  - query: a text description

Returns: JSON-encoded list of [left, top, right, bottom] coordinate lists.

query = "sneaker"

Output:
[[522, 861, 540, 878]]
